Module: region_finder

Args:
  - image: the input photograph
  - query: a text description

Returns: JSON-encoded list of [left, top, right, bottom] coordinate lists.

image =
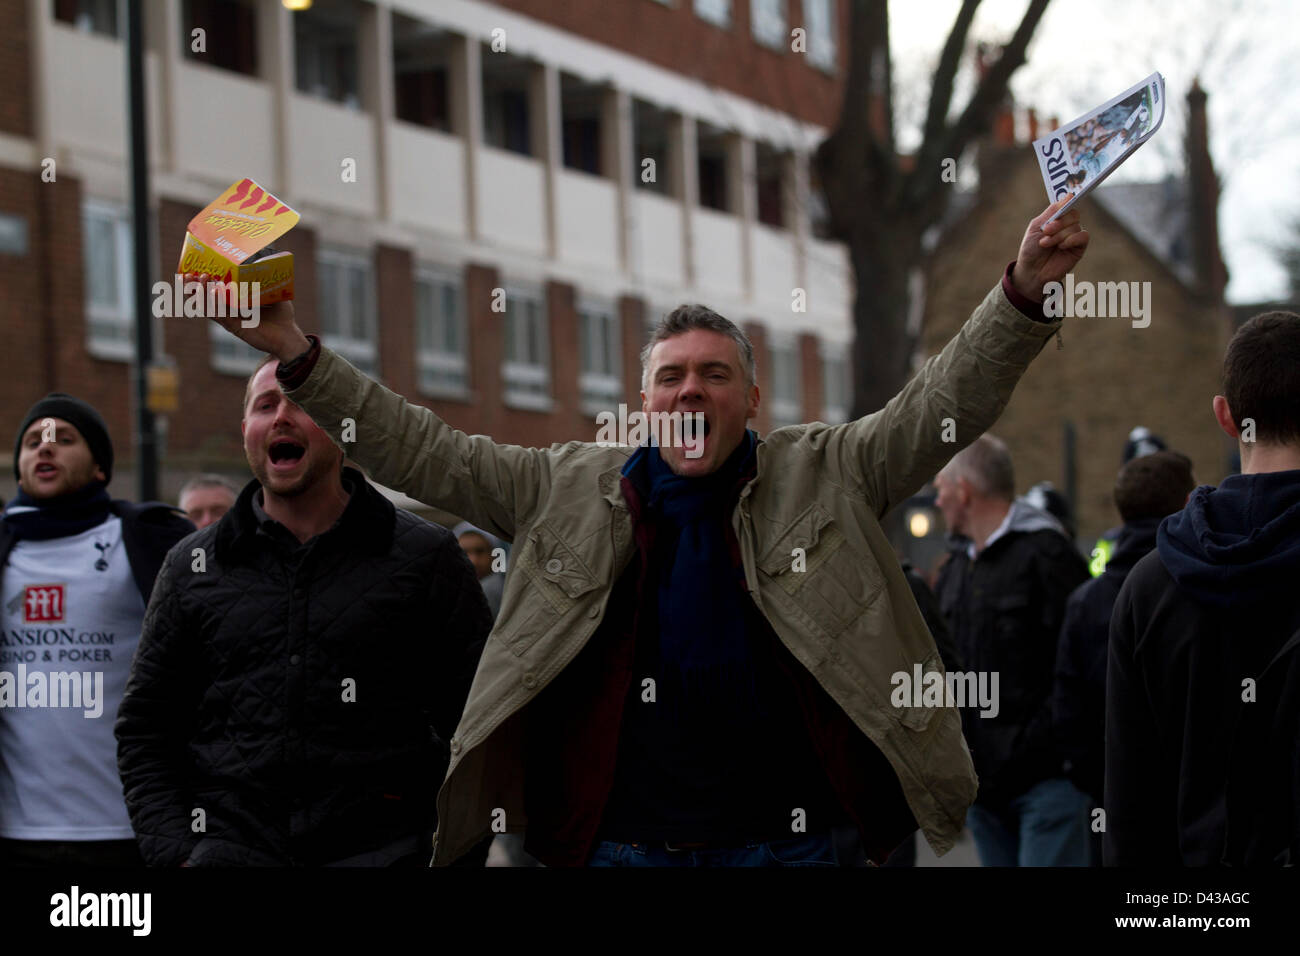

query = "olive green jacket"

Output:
[[283, 282, 1062, 863]]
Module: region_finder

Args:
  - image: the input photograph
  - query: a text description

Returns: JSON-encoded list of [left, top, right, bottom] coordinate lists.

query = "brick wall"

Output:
[[0, 0, 32, 136], [492, 0, 846, 128]]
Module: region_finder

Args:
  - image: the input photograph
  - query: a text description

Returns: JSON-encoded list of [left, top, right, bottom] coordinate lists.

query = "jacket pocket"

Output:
[[896, 652, 944, 732], [503, 521, 601, 658], [758, 503, 883, 637]]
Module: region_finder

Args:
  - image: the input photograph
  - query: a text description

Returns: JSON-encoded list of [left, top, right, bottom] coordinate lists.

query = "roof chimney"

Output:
[[1186, 80, 1228, 300]]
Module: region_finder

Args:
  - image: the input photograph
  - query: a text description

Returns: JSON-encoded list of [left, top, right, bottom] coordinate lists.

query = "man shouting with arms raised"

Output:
[[196, 199, 1088, 866]]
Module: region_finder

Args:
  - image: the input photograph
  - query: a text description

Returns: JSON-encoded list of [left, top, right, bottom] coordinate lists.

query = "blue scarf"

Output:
[[627, 430, 759, 727], [2, 482, 112, 541]]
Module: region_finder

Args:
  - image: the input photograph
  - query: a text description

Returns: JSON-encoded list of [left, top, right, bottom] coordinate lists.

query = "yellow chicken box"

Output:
[[177, 178, 300, 304]]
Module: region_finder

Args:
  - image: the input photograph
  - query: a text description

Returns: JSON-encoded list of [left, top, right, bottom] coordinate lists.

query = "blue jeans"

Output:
[[965, 776, 1091, 866], [587, 832, 838, 867]]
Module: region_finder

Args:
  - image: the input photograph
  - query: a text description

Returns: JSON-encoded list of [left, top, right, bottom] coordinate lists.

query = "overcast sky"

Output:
[[888, 0, 1299, 304]]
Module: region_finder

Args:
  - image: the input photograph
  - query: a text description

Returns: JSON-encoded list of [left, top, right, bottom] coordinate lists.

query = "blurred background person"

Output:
[[452, 521, 506, 622], [1089, 427, 1168, 576], [1052, 450, 1195, 866], [177, 474, 240, 530], [0, 394, 191, 866], [934, 434, 1091, 866]]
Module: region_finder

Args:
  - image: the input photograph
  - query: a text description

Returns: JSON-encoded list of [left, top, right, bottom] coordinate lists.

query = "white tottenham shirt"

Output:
[[0, 515, 145, 840]]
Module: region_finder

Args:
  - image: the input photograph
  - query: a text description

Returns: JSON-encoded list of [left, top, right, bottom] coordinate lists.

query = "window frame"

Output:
[[502, 284, 552, 412], [317, 247, 378, 377], [414, 264, 470, 400], [82, 199, 135, 363], [751, 0, 788, 50], [804, 0, 837, 73], [820, 342, 849, 423], [767, 333, 802, 428], [693, 0, 731, 29], [577, 298, 623, 417]]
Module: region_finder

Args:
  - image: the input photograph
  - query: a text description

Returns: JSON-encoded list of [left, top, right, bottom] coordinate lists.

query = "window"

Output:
[[482, 49, 534, 156], [82, 202, 133, 361], [755, 143, 787, 228], [804, 0, 837, 72], [393, 14, 453, 131], [317, 249, 377, 376], [502, 286, 550, 410], [751, 0, 787, 49], [415, 267, 468, 398], [579, 300, 622, 414], [633, 99, 674, 196], [53, 0, 118, 37], [822, 346, 849, 422], [183, 0, 257, 76], [697, 123, 732, 212], [768, 336, 801, 427], [210, 321, 263, 376], [561, 74, 605, 176], [293, 0, 361, 108], [693, 0, 731, 28]]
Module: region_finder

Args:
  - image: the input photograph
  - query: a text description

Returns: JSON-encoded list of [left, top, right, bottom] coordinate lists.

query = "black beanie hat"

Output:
[[13, 394, 114, 484]]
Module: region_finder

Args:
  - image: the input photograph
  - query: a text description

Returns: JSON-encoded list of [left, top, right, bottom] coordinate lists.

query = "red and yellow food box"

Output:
[[177, 178, 301, 304]]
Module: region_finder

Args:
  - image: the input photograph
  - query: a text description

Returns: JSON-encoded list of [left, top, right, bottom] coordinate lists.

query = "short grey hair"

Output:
[[640, 304, 757, 391], [178, 473, 241, 501], [938, 434, 1015, 501]]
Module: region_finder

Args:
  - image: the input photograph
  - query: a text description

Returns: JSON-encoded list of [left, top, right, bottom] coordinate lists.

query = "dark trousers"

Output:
[[0, 837, 143, 867]]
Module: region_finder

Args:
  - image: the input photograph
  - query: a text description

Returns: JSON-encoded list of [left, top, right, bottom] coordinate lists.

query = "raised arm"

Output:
[[199, 292, 548, 541], [823, 199, 1089, 517]]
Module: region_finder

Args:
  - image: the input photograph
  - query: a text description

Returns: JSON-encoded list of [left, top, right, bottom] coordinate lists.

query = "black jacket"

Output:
[[0, 499, 193, 604], [115, 469, 491, 866], [936, 500, 1089, 808], [1106, 470, 1300, 866], [1052, 517, 1161, 803]]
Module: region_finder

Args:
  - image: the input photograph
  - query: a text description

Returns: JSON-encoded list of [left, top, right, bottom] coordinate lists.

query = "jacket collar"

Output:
[[217, 466, 394, 559]]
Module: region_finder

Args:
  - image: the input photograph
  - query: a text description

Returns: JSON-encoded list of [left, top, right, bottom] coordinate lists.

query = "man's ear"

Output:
[[240, 418, 247, 440], [640, 390, 648, 416], [93, 466, 106, 482], [746, 384, 760, 420], [1212, 395, 1239, 440]]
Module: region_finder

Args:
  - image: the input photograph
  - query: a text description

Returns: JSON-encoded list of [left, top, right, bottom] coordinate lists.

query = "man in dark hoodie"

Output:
[[934, 434, 1091, 866], [1053, 450, 1194, 865], [1107, 310, 1300, 866]]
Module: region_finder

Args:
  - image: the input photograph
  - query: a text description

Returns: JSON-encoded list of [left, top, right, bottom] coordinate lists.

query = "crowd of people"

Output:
[[0, 197, 1295, 868]]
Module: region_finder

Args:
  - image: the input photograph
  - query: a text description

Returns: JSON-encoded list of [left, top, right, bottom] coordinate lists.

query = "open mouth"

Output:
[[679, 415, 711, 444], [268, 439, 306, 467], [34, 463, 58, 478]]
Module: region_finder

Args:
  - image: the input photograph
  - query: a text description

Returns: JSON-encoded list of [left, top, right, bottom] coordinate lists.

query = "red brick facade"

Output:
[[493, 0, 846, 128]]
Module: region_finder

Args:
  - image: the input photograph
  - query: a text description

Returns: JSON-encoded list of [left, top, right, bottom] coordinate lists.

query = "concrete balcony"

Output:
[[288, 93, 377, 215], [631, 191, 685, 287], [751, 223, 798, 309], [692, 207, 744, 300], [556, 170, 619, 271], [476, 145, 546, 256], [388, 123, 467, 236], [174, 62, 275, 188]]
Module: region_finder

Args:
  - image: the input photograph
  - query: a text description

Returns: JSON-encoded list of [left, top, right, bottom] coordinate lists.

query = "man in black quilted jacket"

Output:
[[115, 357, 491, 866]]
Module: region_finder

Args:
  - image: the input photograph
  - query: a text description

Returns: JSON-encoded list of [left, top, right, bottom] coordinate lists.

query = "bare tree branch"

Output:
[[921, 0, 982, 147], [907, 0, 1050, 209]]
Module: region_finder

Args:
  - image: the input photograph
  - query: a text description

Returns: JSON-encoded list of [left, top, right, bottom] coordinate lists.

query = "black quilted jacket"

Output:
[[115, 469, 491, 866]]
